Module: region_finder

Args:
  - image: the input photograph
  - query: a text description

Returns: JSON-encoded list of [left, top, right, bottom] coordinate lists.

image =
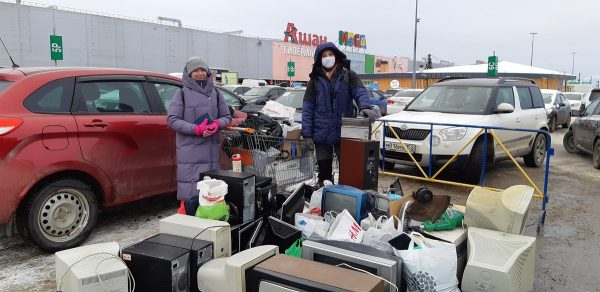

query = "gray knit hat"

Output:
[[186, 56, 208, 75]]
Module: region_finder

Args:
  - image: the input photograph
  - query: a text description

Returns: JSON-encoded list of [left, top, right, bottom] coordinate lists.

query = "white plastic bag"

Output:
[[294, 213, 330, 240], [308, 186, 323, 215], [196, 178, 228, 206], [261, 100, 296, 121], [362, 216, 401, 253], [326, 209, 364, 243], [394, 232, 460, 292], [360, 213, 388, 230]]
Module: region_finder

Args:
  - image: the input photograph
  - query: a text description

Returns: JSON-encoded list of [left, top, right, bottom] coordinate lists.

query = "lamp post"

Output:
[[411, 0, 420, 89], [529, 32, 538, 66], [571, 52, 576, 76]]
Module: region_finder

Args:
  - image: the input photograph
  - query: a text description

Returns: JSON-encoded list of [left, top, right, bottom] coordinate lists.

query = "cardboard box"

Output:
[[282, 129, 302, 157]]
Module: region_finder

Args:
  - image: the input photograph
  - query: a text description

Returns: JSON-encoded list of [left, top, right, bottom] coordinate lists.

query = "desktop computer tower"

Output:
[[145, 234, 213, 292], [202, 170, 256, 225], [122, 240, 190, 292], [339, 138, 379, 190]]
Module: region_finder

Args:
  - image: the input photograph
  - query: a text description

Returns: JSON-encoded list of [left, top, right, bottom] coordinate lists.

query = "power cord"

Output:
[[186, 225, 228, 288], [336, 263, 399, 292], [57, 252, 135, 292], [95, 255, 136, 292]]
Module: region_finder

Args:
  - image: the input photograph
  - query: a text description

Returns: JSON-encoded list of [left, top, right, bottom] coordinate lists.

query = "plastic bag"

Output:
[[195, 201, 229, 221], [308, 186, 324, 215], [362, 216, 401, 253], [393, 232, 460, 292], [326, 209, 364, 243], [261, 100, 296, 122], [295, 213, 330, 240], [196, 178, 229, 221], [360, 213, 388, 231]]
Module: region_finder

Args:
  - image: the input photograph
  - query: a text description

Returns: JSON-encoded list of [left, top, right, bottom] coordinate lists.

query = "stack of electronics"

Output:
[[460, 185, 537, 292]]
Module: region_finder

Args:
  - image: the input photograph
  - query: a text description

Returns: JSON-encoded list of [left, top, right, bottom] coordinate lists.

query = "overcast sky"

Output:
[[25, 0, 600, 80]]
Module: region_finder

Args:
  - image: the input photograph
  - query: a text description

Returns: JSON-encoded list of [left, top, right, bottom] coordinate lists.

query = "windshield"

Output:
[[405, 85, 493, 114], [542, 93, 554, 104], [0, 81, 13, 94], [276, 90, 304, 109], [394, 90, 421, 98], [243, 87, 271, 97], [563, 93, 582, 101]]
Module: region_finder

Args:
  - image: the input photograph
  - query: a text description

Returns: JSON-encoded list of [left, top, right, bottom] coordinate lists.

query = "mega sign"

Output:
[[338, 31, 367, 49], [283, 23, 327, 46]]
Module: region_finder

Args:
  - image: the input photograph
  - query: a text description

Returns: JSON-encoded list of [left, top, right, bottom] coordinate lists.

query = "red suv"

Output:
[[0, 67, 190, 251]]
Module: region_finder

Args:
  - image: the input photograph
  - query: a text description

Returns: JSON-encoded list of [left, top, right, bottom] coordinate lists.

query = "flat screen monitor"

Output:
[[302, 240, 400, 292], [280, 183, 306, 225], [464, 185, 533, 234], [462, 227, 536, 292], [321, 185, 370, 221]]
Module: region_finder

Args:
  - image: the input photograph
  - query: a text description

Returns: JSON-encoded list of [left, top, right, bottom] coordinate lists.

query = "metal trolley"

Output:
[[220, 129, 315, 192]]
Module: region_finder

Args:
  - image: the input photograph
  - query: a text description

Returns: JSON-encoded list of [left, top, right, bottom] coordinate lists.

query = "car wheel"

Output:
[[463, 140, 486, 184], [593, 140, 600, 169], [563, 130, 579, 154], [381, 160, 395, 171], [561, 116, 570, 128], [17, 178, 99, 252], [524, 133, 547, 167], [548, 117, 556, 133]]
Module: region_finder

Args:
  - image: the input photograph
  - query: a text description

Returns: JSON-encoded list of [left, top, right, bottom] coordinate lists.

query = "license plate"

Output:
[[384, 142, 416, 153]]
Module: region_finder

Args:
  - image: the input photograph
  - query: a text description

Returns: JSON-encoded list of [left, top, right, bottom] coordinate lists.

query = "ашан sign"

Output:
[[283, 23, 327, 47]]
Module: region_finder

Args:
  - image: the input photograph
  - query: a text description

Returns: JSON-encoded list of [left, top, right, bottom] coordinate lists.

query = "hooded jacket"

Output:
[[302, 42, 371, 145], [168, 67, 231, 200]]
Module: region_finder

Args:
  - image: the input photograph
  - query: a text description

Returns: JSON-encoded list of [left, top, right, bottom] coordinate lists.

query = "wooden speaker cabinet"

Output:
[[339, 138, 379, 190]]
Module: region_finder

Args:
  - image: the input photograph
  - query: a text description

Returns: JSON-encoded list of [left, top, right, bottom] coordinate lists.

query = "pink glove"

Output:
[[194, 119, 208, 136], [204, 121, 220, 136]]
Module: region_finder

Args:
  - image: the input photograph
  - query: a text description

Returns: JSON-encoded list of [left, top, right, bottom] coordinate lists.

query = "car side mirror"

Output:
[[495, 103, 515, 114], [559, 102, 566, 107]]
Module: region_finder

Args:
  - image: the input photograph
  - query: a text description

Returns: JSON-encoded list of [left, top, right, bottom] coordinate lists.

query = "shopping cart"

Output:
[[221, 129, 316, 192]]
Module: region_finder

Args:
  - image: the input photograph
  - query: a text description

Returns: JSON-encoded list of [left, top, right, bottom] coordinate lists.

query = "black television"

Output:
[[279, 183, 306, 225]]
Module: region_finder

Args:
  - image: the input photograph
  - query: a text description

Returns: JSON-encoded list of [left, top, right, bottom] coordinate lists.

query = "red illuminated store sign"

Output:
[[283, 23, 327, 46]]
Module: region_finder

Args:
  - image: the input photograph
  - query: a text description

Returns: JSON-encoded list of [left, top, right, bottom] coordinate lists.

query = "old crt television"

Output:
[[464, 185, 533, 234], [302, 240, 401, 292], [55, 242, 128, 292], [321, 184, 371, 221], [246, 254, 384, 292], [197, 245, 278, 292], [462, 227, 536, 292], [159, 214, 231, 258]]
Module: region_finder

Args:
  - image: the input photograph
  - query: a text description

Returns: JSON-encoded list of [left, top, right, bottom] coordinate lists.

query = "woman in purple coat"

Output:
[[168, 57, 231, 212]]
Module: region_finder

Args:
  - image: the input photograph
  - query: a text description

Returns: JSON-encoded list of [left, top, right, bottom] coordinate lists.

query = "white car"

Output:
[[377, 78, 549, 182], [387, 89, 424, 115], [580, 88, 600, 114], [563, 92, 584, 116]]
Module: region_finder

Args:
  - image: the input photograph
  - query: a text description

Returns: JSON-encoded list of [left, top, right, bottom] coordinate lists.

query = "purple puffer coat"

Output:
[[168, 69, 231, 200]]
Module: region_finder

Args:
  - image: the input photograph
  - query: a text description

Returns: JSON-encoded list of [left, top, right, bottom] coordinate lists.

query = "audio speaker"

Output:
[[339, 138, 379, 190]]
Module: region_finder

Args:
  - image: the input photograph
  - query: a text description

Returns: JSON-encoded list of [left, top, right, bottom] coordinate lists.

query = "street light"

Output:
[[411, 0, 420, 89], [571, 52, 576, 76], [529, 32, 537, 66]]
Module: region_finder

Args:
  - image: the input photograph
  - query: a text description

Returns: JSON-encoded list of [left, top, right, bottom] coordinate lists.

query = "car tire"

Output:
[[593, 140, 600, 169], [17, 178, 99, 252], [524, 133, 547, 167], [381, 161, 395, 171], [548, 117, 556, 133], [563, 130, 579, 154], [463, 140, 486, 184], [561, 116, 570, 128]]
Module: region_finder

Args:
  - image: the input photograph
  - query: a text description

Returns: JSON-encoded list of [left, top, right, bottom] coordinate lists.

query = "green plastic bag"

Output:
[[195, 200, 229, 221], [284, 237, 303, 258]]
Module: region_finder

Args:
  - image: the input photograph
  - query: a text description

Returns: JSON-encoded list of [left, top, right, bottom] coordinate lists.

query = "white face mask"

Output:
[[321, 56, 336, 69]]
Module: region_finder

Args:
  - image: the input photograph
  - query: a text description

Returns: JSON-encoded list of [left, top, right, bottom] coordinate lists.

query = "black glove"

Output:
[[304, 137, 315, 151], [360, 109, 376, 123]]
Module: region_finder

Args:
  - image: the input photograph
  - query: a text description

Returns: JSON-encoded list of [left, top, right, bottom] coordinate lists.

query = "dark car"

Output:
[[242, 86, 286, 105], [366, 87, 388, 115], [563, 98, 600, 169], [542, 89, 571, 132], [222, 85, 252, 95]]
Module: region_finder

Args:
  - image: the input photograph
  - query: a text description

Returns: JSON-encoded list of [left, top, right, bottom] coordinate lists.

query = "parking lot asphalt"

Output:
[[1, 126, 598, 291]]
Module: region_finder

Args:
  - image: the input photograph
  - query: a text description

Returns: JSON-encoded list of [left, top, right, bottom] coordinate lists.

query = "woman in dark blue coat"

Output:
[[302, 42, 376, 185]]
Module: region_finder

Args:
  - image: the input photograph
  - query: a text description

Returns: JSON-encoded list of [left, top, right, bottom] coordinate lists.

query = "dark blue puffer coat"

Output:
[[301, 42, 371, 145]]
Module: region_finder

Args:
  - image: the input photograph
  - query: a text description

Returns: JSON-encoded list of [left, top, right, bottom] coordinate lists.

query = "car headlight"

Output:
[[439, 127, 467, 141]]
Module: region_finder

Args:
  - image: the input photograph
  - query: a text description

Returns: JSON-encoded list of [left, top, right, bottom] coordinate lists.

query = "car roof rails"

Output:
[[498, 77, 536, 85], [436, 76, 469, 83]]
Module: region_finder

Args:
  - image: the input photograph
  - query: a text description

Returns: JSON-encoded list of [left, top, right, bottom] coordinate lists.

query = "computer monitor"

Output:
[[280, 183, 306, 225], [55, 242, 128, 292], [159, 214, 232, 258], [321, 184, 371, 222], [246, 254, 385, 292], [302, 240, 401, 292], [462, 227, 536, 292], [197, 245, 278, 292], [255, 216, 302, 253], [464, 185, 533, 234]]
